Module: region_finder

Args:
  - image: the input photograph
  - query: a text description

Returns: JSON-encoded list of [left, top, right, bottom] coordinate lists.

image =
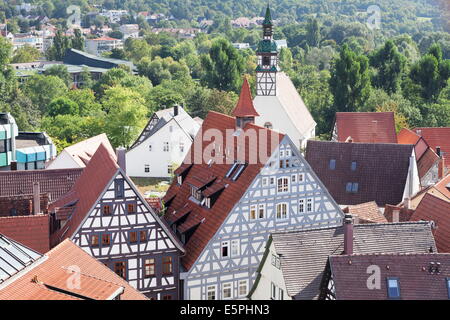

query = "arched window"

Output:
[[264, 122, 273, 129]]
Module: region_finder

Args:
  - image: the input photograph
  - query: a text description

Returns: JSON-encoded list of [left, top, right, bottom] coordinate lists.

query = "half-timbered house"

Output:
[[49, 143, 184, 300], [163, 78, 343, 300]]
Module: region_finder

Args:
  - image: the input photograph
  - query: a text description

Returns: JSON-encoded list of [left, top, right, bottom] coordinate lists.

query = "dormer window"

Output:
[[351, 161, 357, 171], [329, 159, 336, 170], [387, 278, 400, 299], [177, 175, 182, 185], [191, 186, 202, 202]]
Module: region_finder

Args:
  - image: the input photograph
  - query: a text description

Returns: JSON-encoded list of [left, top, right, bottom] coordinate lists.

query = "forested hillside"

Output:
[[0, 0, 449, 149]]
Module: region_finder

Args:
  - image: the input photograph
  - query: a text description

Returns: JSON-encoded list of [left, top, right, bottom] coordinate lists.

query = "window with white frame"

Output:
[[271, 282, 277, 300], [262, 177, 268, 187], [286, 148, 291, 157], [278, 288, 284, 300], [207, 285, 216, 300], [291, 174, 296, 183], [307, 198, 313, 212], [280, 150, 284, 158], [276, 203, 288, 219], [249, 205, 257, 220], [231, 240, 240, 257], [167, 164, 173, 174], [144, 164, 150, 173], [221, 241, 229, 257], [299, 173, 304, 182], [148, 144, 152, 152], [299, 199, 305, 213], [270, 177, 275, 185], [277, 177, 289, 193], [258, 204, 265, 219], [179, 142, 184, 153], [271, 254, 280, 269], [163, 142, 169, 152], [222, 283, 232, 299], [238, 280, 248, 297]]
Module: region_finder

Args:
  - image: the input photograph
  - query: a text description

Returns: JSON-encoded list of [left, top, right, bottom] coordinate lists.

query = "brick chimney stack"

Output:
[[343, 214, 354, 255], [116, 147, 126, 174], [33, 182, 40, 215], [392, 209, 400, 223], [438, 156, 445, 179]]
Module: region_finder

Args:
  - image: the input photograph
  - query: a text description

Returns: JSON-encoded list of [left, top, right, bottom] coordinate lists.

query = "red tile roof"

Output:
[[384, 204, 415, 223], [415, 127, 450, 168], [334, 112, 397, 143], [0, 239, 147, 300], [0, 215, 50, 253], [49, 143, 119, 246], [0, 168, 83, 202], [417, 147, 440, 179], [398, 128, 421, 145], [163, 111, 283, 270], [433, 174, 450, 200], [328, 253, 450, 300], [231, 77, 259, 118], [410, 193, 450, 253], [343, 201, 387, 223]]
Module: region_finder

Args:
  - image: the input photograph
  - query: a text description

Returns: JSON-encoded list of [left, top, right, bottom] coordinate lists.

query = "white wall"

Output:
[[126, 119, 191, 178]]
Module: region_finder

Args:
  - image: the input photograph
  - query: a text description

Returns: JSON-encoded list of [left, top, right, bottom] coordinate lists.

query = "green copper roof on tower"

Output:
[[263, 5, 272, 25]]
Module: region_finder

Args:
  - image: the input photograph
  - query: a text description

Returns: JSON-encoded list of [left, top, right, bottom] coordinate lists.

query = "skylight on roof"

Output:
[[226, 161, 240, 178], [232, 163, 247, 181]]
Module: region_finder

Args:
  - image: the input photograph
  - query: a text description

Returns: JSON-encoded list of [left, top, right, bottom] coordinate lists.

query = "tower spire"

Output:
[[232, 77, 259, 128]]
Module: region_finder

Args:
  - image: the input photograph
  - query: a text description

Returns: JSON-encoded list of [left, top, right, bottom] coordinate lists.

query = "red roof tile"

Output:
[[415, 127, 450, 168], [231, 77, 259, 118], [410, 193, 450, 253], [0, 168, 83, 202], [328, 253, 450, 300], [433, 174, 450, 200], [417, 147, 440, 179], [343, 201, 387, 223], [334, 112, 397, 143], [398, 128, 421, 145], [163, 111, 283, 270], [0, 215, 50, 253], [49, 143, 119, 246], [0, 239, 147, 300]]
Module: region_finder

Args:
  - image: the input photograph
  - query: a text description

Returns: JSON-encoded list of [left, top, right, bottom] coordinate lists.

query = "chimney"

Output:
[[436, 146, 441, 157], [404, 197, 411, 210], [392, 209, 400, 223], [33, 182, 41, 215], [116, 147, 126, 173], [343, 214, 354, 255], [371, 120, 378, 143], [438, 156, 445, 179], [174, 104, 179, 117]]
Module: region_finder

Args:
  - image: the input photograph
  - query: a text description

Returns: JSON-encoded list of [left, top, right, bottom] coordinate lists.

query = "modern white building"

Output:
[[126, 106, 201, 178], [252, 7, 316, 150], [119, 24, 140, 39], [85, 36, 123, 56]]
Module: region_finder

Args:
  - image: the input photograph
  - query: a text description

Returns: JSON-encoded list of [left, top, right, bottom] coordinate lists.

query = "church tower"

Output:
[[256, 5, 278, 96]]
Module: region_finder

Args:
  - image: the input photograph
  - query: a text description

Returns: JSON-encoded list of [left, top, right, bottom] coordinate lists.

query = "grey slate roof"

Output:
[[271, 221, 437, 300], [305, 141, 415, 206]]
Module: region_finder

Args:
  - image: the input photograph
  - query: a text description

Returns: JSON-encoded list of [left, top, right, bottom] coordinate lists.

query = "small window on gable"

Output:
[[307, 198, 313, 212], [258, 204, 265, 219], [129, 231, 138, 243], [291, 174, 296, 183], [387, 278, 400, 299], [221, 241, 229, 257], [148, 145, 152, 152], [127, 202, 136, 213], [140, 230, 147, 242], [329, 159, 336, 170], [163, 142, 169, 152], [115, 179, 125, 198], [299, 199, 305, 213], [262, 177, 268, 187], [102, 204, 112, 216], [264, 122, 273, 129], [144, 164, 150, 173], [299, 173, 304, 182], [249, 205, 257, 220], [346, 182, 353, 193], [102, 234, 111, 246], [351, 161, 357, 171], [91, 234, 99, 247]]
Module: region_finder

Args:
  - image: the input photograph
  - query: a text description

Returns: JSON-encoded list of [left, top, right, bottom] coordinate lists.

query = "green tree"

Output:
[[46, 30, 71, 61], [201, 38, 245, 93], [22, 75, 67, 113], [44, 65, 72, 86], [11, 45, 41, 63], [370, 40, 406, 94], [47, 97, 79, 117], [102, 86, 148, 148], [71, 29, 84, 51], [306, 18, 321, 47], [329, 44, 371, 113]]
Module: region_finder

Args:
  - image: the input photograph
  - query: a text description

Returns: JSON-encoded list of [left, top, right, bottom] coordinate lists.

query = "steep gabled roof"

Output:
[[328, 253, 450, 300], [270, 221, 436, 300], [48, 134, 115, 169], [0, 238, 147, 300], [163, 111, 284, 271], [410, 193, 450, 253], [415, 127, 450, 168], [0, 168, 83, 202], [334, 112, 397, 143], [49, 143, 119, 244], [417, 147, 440, 180], [232, 78, 259, 118], [305, 141, 415, 206], [0, 215, 50, 254], [432, 174, 450, 200], [398, 128, 422, 145]]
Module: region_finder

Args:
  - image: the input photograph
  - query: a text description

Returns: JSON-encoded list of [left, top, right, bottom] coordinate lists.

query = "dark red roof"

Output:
[[328, 253, 450, 300], [334, 112, 397, 143], [410, 193, 450, 253], [49, 143, 119, 246], [305, 141, 414, 206], [415, 127, 450, 168], [163, 111, 283, 270], [0, 168, 83, 202], [417, 147, 440, 179], [231, 77, 259, 118], [0, 215, 50, 253]]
